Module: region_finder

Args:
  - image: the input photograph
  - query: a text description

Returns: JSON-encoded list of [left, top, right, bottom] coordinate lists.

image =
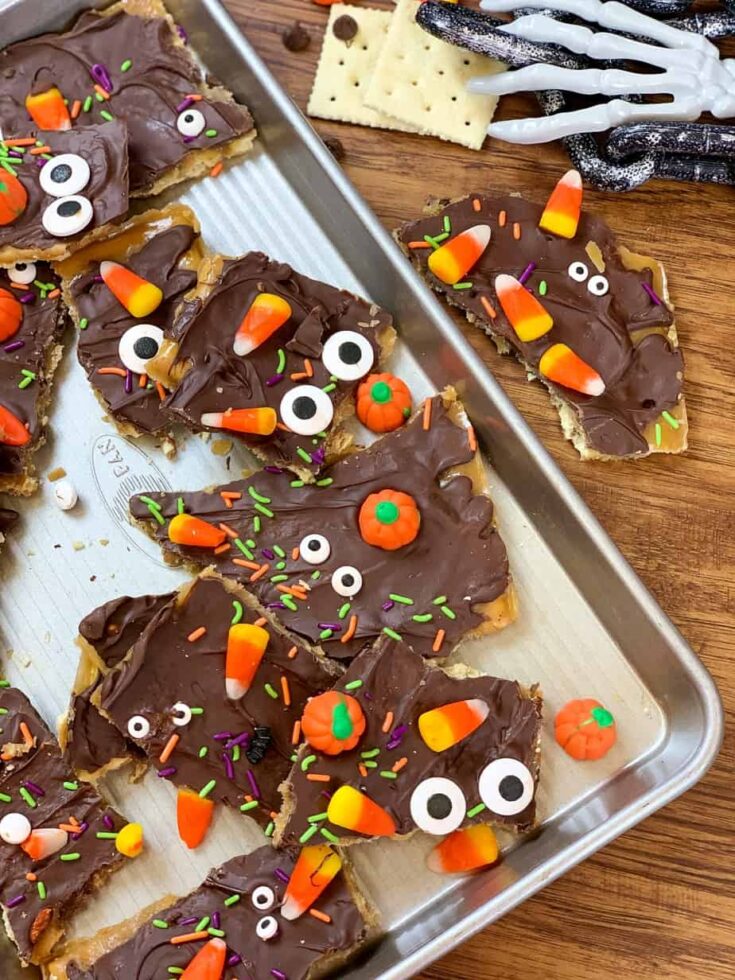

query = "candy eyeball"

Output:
[[256, 915, 279, 941], [9, 262, 36, 286], [118, 324, 164, 375], [409, 777, 467, 836], [176, 108, 206, 138], [279, 385, 334, 436], [251, 885, 276, 911], [331, 565, 363, 598], [127, 715, 151, 739], [171, 702, 192, 727], [588, 275, 610, 297], [478, 758, 535, 817], [322, 330, 375, 382], [42, 196, 93, 238], [299, 533, 330, 565], [0, 812, 32, 845], [40, 154, 91, 198], [567, 261, 589, 283]]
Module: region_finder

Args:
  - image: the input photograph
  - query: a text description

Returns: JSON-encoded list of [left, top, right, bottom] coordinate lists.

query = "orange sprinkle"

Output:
[[499, 210, 507, 227], [381, 711, 394, 734], [277, 585, 307, 601], [58, 823, 79, 834], [432, 628, 446, 653], [287, 645, 298, 659], [281, 675, 292, 707], [303, 358, 314, 378], [249, 564, 269, 582], [70, 99, 82, 119], [291, 547, 300, 561], [221, 491, 242, 500], [472, 198, 482, 212], [25, 872, 37, 882], [139, 373, 148, 388], [218, 523, 239, 539], [306, 773, 331, 783], [232, 557, 258, 570], [513, 222, 521, 240], [159, 733, 180, 764], [408, 241, 431, 249], [214, 542, 231, 555], [392, 757, 408, 773], [187, 626, 206, 642], [467, 425, 477, 453], [30, 145, 51, 156], [20, 722, 34, 747], [222, 496, 233, 509], [0, 753, 12, 762], [276, 422, 292, 432], [289, 372, 308, 382], [69, 815, 81, 828], [10, 283, 26, 291], [94, 84, 111, 100], [170, 931, 209, 946], [291, 720, 301, 745], [254, 617, 267, 628], [341, 615, 358, 644], [5, 138, 36, 147], [233, 558, 251, 568], [98, 367, 127, 377], [185, 93, 204, 102], [310, 908, 332, 924], [210, 161, 224, 178], [156, 382, 166, 402], [46, 288, 60, 300], [422, 398, 432, 431], [480, 295, 498, 320], [244, 795, 253, 803], [358, 763, 368, 778]]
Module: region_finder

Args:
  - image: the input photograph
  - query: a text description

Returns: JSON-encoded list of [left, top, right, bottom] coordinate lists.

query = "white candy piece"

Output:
[[53, 479, 78, 511], [0, 812, 32, 845]]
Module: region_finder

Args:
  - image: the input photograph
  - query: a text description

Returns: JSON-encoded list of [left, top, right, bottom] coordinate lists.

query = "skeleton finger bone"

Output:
[[469, 65, 697, 100]]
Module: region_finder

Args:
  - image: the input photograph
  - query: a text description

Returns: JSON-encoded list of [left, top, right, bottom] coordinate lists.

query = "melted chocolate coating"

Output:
[[0, 264, 66, 482], [0, 507, 19, 537], [71, 225, 199, 435], [0, 122, 129, 256], [398, 194, 684, 456], [98, 577, 339, 827], [79, 591, 177, 669], [280, 638, 541, 845], [0, 7, 254, 195], [163, 252, 391, 473], [129, 396, 510, 660], [0, 688, 127, 964], [67, 845, 368, 980]]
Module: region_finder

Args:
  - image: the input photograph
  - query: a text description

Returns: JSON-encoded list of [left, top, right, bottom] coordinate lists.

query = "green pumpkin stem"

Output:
[[331, 699, 354, 741]]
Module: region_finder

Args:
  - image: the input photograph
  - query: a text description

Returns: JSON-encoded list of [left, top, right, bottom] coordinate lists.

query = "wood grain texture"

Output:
[[224, 3, 735, 977]]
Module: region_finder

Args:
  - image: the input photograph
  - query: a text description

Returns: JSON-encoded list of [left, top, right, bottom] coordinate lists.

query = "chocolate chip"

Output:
[[324, 136, 345, 162], [333, 14, 358, 43], [282, 21, 310, 53]]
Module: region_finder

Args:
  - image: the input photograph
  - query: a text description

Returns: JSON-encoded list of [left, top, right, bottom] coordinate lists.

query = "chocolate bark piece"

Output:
[[0, 687, 130, 966], [60, 845, 374, 980], [396, 184, 688, 460], [55, 205, 206, 446], [276, 637, 542, 848], [0, 0, 256, 199], [0, 122, 130, 265], [0, 263, 67, 496], [149, 251, 395, 478], [91, 573, 340, 832], [129, 391, 515, 661], [0, 507, 19, 544]]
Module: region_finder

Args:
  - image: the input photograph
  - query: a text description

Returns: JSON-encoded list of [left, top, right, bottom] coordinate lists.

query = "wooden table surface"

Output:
[[225, 3, 734, 977]]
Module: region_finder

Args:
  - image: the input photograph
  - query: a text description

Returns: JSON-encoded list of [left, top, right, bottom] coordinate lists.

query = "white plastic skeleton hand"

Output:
[[470, 0, 735, 143]]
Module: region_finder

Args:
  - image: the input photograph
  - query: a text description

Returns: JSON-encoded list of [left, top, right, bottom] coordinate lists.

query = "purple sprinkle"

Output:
[[518, 261, 536, 285], [19, 293, 35, 304], [363, 691, 374, 701], [311, 447, 326, 466], [320, 789, 333, 801], [642, 281, 662, 306], [222, 752, 235, 781], [3, 341, 24, 353], [158, 766, 177, 777], [212, 911, 221, 930], [103, 813, 114, 830], [264, 466, 283, 474], [183, 135, 197, 144], [6, 895, 25, 909], [227, 953, 242, 967], [35, 158, 45, 168], [387, 723, 408, 750], [226, 731, 251, 749], [265, 374, 284, 387], [179, 916, 198, 927], [22, 780, 44, 797], [71, 821, 89, 840], [93, 274, 104, 283], [267, 601, 286, 610], [382, 601, 395, 612], [176, 97, 195, 113], [318, 622, 341, 632], [176, 24, 189, 43], [213, 731, 233, 742], [90, 63, 113, 93], [274, 868, 290, 884], [262, 549, 275, 560], [125, 370, 133, 394], [272, 970, 288, 980], [246, 768, 260, 799]]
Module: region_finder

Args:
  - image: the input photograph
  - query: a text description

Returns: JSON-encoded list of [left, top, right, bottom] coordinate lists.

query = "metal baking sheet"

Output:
[[0, 1, 724, 977]]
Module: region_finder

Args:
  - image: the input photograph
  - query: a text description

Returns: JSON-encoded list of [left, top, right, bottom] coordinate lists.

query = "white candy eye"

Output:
[[568, 261, 589, 283], [127, 715, 150, 739], [478, 758, 535, 817], [171, 702, 192, 727], [176, 108, 206, 137], [251, 885, 276, 911], [299, 533, 330, 565], [9, 262, 36, 285], [42, 196, 93, 238], [0, 812, 32, 845], [331, 565, 363, 598], [322, 330, 375, 382], [588, 275, 609, 297], [256, 915, 279, 941], [40, 154, 91, 198], [409, 777, 467, 836], [279, 385, 334, 436], [118, 324, 164, 375]]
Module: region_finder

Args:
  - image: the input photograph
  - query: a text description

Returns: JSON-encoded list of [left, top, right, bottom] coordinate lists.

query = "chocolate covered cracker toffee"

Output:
[[276, 637, 542, 848], [0, 0, 256, 198], [397, 171, 687, 459], [129, 392, 515, 661]]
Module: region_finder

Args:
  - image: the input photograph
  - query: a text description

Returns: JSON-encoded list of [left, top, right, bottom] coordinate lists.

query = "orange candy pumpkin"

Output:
[[356, 373, 412, 433], [0, 289, 23, 343], [359, 489, 420, 551], [554, 698, 617, 761], [0, 171, 28, 227], [301, 691, 366, 755]]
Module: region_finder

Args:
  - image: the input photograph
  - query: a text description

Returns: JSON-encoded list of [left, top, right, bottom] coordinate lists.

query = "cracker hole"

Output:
[[451, 96, 457, 102], [362, 45, 368, 50], [354, 81, 360, 87], [464, 59, 470, 65], [339, 60, 345, 66]]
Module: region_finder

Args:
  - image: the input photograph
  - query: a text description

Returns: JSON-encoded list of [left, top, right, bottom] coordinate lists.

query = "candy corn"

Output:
[[495, 274, 553, 343], [168, 514, 226, 549], [25, 87, 71, 131], [326, 785, 397, 838], [115, 822, 144, 858], [281, 844, 342, 921], [426, 824, 499, 875], [200, 407, 277, 437], [0, 405, 30, 447], [418, 699, 489, 753], [539, 170, 583, 240], [233, 293, 292, 356], [181, 937, 227, 979], [100, 261, 163, 318], [0, 288, 23, 343], [21, 828, 68, 861], [177, 788, 215, 849], [428, 225, 491, 285], [225, 623, 269, 699], [539, 343, 605, 397]]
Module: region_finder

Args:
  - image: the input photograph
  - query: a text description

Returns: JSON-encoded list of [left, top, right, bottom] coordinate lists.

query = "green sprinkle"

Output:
[[264, 683, 279, 700], [205, 128, 218, 138], [412, 613, 433, 623], [168, 970, 184, 977], [0, 160, 17, 177], [296, 447, 312, 464], [382, 627, 402, 642], [322, 383, 337, 394], [301, 754, 317, 771], [248, 485, 271, 504], [139, 494, 161, 510], [432, 595, 448, 605], [253, 516, 262, 533], [299, 824, 318, 844], [362, 760, 378, 769], [317, 477, 334, 487], [95, 91, 105, 103], [662, 410, 680, 430], [265, 821, 274, 837], [177, 496, 185, 515], [190, 707, 204, 715], [37, 881, 46, 901], [231, 600, 243, 625], [79, 318, 89, 330], [199, 780, 216, 799], [232, 745, 240, 763], [96, 832, 118, 840], [83, 96, 93, 113], [19, 787, 36, 808], [121, 59, 133, 71], [240, 800, 259, 812], [282, 595, 298, 612], [453, 282, 473, 291], [319, 629, 333, 641], [63, 781, 79, 791], [320, 827, 339, 843], [338, 602, 351, 620], [270, 574, 289, 584], [539, 280, 548, 296], [344, 679, 363, 690], [440, 606, 457, 620], [195, 916, 210, 933], [361, 748, 380, 759], [388, 593, 413, 605], [273, 544, 285, 558], [308, 812, 328, 823], [234, 538, 255, 560], [148, 506, 165, 525], [276, 348, 286, 374], [275, 561, 286, 571], [198, 746, 208, 758], [224, 894, 241, 907], [61, 853, 81, 861], [380, 770, 397, 780], [291, 480, 305, 488], [311, 570, 321, 580], [0, 792, 11, 803], [0, 680, 9, 688], [467, 802, 487, 818], [254, 502, 274, 519], [100, 109, 114, 122], [18, 375, 33, 390], [208, 927, 225, 938], [153, 919, 169, 929], [0, 707, 8, 714], [246, 539, 256, 549], [655, 422, 662, 447]]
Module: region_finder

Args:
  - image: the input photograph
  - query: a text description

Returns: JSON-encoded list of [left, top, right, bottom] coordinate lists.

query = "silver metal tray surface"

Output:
[[0, 1, 724, 978]]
